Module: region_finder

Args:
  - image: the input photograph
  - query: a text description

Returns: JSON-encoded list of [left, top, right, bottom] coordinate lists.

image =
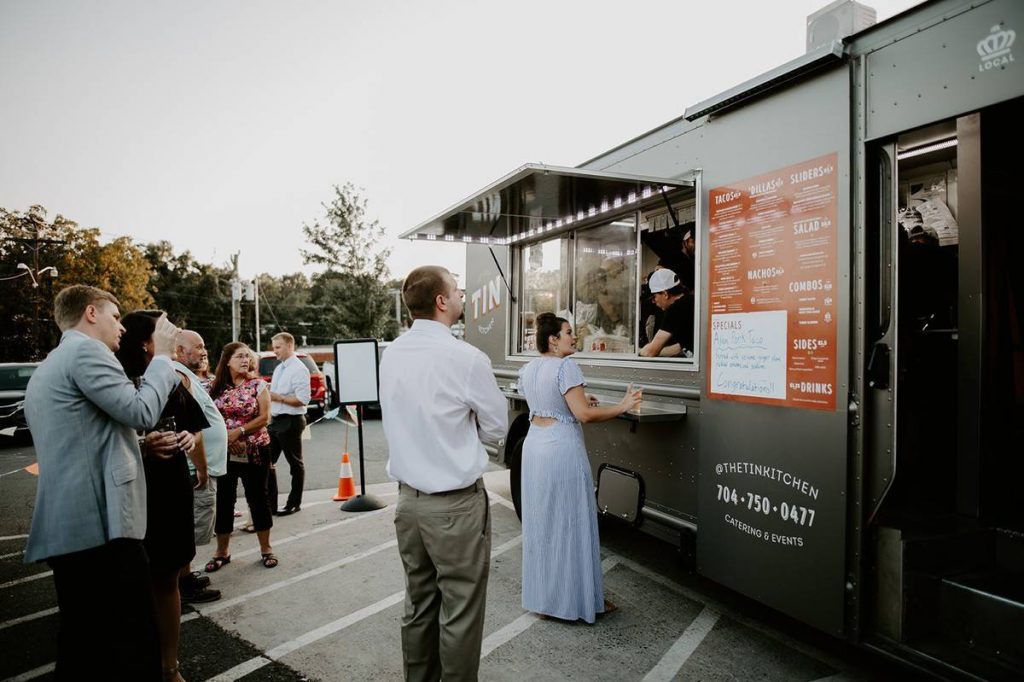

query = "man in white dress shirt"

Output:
[[380, 265, 508, 682], [267, 331, 311, 515]]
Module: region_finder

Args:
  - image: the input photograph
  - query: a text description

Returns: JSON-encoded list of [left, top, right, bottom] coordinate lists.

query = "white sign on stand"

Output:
[[332, 339, 380, 405]]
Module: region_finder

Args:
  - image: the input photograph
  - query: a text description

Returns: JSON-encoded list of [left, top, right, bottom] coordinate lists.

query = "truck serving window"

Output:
[[514, 197, 696, 363]]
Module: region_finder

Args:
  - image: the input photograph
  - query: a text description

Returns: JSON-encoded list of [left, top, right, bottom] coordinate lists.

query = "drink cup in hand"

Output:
[[152, 314, 178, 357], [620, 383, 643, 414], [154, 416, 185, 456], [155, 416, 177, 435]]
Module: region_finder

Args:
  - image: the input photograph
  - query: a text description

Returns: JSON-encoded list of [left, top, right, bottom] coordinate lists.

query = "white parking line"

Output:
[[0, 571, 52, 591], [206, 656, 273, 682], [229, 506, 393, 560], [0, 606, 58, 631], [642, 607, 720, 681], [194, 539, 398, 616], [480, 555, 620, 658], [3, 662, 55, 681], [0, 494, 413, 681], [0, 550, 25, 560], [208, 534, 524, 681], [608, 552, 849, 673], [0, 534, 29, 541]]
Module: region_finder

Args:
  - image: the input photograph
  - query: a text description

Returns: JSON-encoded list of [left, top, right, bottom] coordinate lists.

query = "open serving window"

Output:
[[401, 164, 699, 365]]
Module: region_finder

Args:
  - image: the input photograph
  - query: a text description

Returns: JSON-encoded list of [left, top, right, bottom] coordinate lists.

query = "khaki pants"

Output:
[[394, 480, 490, 682], [191, 475, 217, 546]]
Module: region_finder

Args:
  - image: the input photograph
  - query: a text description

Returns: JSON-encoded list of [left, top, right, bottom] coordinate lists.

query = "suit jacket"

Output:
[[24, 330, 180, 563]]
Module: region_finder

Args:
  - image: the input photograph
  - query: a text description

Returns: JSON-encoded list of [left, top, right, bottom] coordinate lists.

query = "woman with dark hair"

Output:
[[206, 342, 277, 570], [517, 312, 641, 622], [115, 310, 209, 682]]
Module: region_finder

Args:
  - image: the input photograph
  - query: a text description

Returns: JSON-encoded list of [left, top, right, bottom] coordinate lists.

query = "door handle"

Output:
[[867, 342, 890, 390]]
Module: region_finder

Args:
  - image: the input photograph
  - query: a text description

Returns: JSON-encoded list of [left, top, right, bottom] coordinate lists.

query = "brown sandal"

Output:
[[261, 552, 279, 568], [205, 555, 231, 572]]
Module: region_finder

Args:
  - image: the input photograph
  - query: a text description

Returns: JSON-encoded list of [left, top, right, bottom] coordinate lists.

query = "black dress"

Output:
[[143, 380, 209, 573]]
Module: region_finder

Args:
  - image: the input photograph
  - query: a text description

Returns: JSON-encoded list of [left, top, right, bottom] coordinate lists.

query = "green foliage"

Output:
[[253, 272, 313, 350], [1, 184, 403, 363], [301, 184, 398, 342], [1, 206, 153, 361], [144, 241, 234, 355], [308, 271, 399, 343], [301, 182, 390, 279]]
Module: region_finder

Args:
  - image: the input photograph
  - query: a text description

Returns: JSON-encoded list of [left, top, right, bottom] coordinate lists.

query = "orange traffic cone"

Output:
[[332, 453, 357, 501]]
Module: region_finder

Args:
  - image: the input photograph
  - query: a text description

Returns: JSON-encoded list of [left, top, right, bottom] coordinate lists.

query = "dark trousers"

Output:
[[47, 539, 161, 681], [267, 414, 305, 509], [215, 457, 273, 535]]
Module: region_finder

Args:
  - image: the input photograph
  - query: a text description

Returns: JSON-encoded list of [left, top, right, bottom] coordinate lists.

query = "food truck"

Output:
[[401, 0, 1022, 677]]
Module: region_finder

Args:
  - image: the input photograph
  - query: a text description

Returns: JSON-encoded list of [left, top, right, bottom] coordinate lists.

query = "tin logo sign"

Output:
[[977, 23, 1015, 73], [707, 153, 839, 411], [469, 275, 502, 334]]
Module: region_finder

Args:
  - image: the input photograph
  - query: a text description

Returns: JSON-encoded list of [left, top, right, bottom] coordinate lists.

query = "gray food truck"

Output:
[[400, 1, 1022, 678]]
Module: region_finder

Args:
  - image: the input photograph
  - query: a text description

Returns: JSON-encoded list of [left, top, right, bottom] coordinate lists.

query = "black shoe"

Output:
[[190, 571, 211, 589], [179, 572, 211, 592], [276, 505, 301, 516], [181, 586, 222, 604]]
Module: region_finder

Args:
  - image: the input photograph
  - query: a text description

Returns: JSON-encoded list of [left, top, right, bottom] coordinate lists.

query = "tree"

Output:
[[300, 183, 390, 279], [254, 272, 313, 349], [1, 206, 153, 361], [301, 184, 397, 341], [144, 241, 234, 356]]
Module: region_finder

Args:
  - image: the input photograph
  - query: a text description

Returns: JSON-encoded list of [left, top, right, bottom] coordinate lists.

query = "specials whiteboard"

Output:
[[332, 339, 380, 405]]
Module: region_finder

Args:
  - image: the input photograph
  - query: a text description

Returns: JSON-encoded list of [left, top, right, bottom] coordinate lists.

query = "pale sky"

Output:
[[0, 0, 921, 283]]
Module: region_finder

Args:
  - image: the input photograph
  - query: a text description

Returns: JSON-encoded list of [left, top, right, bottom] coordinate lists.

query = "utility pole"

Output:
[[230, 253, 241, 343], [3, 215, 64, 360], [254, 276, 261, 351]]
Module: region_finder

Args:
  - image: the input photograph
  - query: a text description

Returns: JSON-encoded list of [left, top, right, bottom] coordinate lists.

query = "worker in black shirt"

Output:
[[639, 268, 694, 358]]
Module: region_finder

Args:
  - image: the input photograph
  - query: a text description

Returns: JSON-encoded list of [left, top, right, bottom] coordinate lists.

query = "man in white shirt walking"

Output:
[[267, 332, 311, 515], [380, 265, 508, 682]]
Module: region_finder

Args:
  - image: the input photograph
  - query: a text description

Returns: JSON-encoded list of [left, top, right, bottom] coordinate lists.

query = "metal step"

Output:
[[937, 569, 1024, 673]]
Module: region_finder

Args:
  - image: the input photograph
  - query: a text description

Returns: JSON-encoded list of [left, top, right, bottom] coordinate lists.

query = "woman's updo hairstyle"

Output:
[[115, 310, 163, 379], [536, 312, 569, 353]]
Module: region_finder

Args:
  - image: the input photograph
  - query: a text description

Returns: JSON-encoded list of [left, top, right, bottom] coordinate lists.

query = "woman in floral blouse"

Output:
[[206, 342, 278, 570]]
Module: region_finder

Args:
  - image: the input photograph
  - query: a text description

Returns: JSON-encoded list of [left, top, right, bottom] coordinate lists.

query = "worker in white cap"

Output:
[[639, 268, 694, 357]]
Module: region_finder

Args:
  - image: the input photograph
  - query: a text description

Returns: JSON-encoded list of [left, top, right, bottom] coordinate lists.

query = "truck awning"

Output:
[[400, 164, 693, 245]]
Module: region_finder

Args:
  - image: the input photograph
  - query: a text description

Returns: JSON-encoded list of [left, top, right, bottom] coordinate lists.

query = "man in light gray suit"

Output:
[[24, 285, 188, 681]]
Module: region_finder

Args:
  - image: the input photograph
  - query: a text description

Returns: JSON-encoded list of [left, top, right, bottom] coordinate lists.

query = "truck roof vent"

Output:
[[807, 0, 877, 52]]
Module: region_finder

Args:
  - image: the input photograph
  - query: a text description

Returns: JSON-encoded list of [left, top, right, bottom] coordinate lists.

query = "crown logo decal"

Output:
[[977, 24, 1015, 59]]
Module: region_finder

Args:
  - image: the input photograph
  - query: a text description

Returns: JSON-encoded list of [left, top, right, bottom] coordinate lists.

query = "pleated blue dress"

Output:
[[519, 356, 605, 623]]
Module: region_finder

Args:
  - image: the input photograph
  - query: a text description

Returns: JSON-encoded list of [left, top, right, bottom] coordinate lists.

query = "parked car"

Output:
[[257, 351, 327, 418], [0, 362, 40, 442]]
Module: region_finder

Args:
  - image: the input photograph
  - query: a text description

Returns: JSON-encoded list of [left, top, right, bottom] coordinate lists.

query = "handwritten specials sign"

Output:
[[708, 153, 838, 411]]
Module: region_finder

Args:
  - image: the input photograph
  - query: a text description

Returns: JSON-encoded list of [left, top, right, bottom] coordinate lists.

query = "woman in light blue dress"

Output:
[[519, 313, 641, 622]]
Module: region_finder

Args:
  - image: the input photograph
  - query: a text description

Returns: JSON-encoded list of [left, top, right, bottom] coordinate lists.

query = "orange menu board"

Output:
[[707, 153, 838, 411]]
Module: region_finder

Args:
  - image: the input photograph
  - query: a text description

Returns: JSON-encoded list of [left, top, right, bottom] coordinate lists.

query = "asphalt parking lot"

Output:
[[0, 419, 909, 681]]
